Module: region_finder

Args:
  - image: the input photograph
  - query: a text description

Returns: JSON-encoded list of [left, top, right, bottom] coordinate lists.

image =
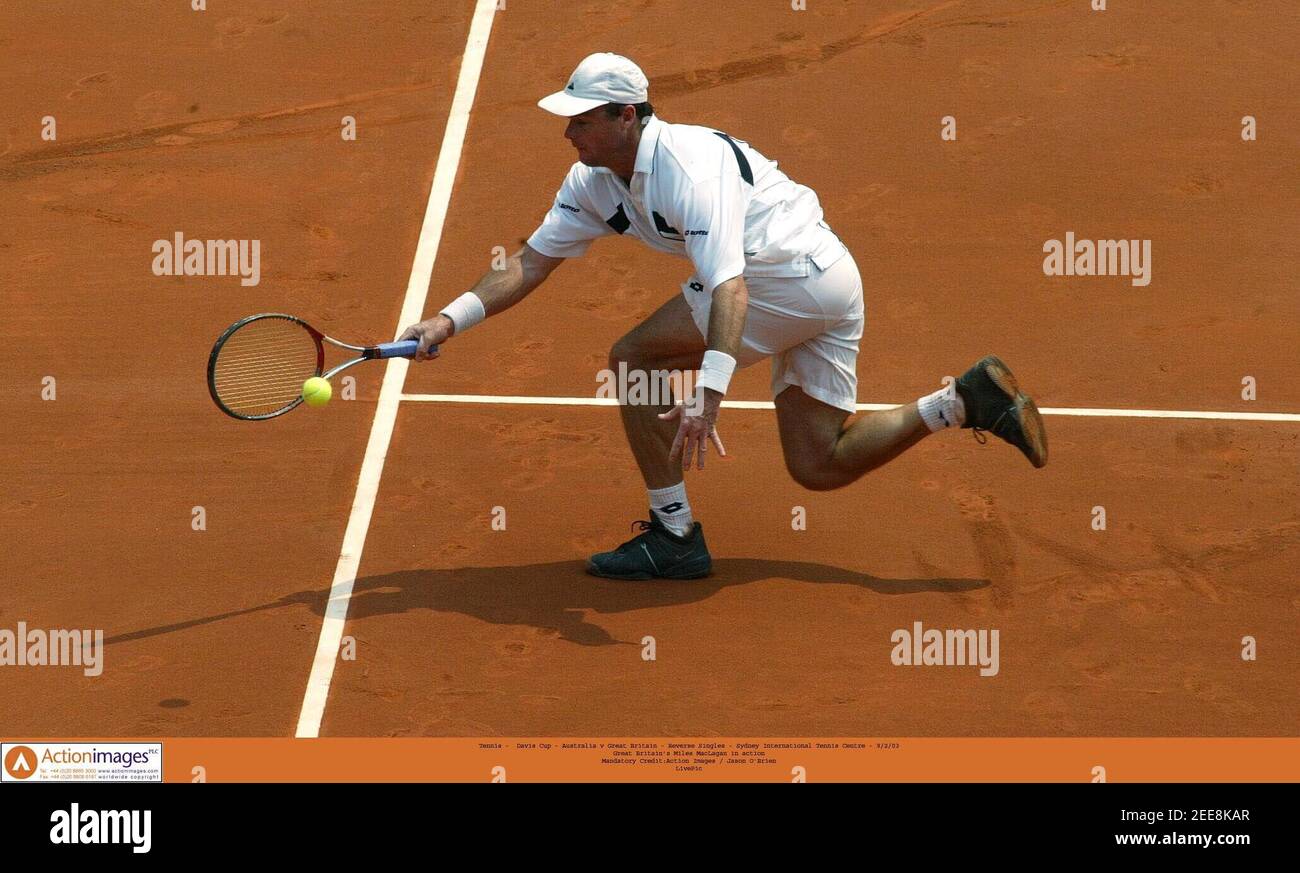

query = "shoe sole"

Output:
[[982, 355, 1049, 469], [585, 562, 712, 581]]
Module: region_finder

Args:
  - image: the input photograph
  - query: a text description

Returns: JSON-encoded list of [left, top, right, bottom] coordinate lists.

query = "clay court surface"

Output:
[[2, 1, 1296, 739]]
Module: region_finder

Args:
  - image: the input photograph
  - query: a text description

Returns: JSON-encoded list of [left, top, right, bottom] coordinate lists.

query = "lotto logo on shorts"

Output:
[[2, 742, 163, 782]]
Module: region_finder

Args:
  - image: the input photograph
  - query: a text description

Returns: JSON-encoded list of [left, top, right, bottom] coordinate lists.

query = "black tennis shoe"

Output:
[[586, 513, 713, 580], [956, 355, 1049, 468]]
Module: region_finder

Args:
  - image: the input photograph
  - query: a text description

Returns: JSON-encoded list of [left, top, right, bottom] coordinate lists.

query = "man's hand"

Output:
[[661, 387, 727, 470], [398, 315, 454, 361]]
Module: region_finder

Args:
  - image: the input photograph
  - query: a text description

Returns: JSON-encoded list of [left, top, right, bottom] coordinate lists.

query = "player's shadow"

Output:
[[337, 558, 987, 646], [101, 559, 985, 650]]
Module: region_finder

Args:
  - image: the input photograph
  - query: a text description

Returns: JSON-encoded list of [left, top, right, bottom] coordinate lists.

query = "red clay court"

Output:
[[2, 1, 1296, 743]]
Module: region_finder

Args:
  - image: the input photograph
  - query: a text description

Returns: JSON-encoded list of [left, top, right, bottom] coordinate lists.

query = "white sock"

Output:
[[648, 482, 694, 537], [917, 383, 966, 433]]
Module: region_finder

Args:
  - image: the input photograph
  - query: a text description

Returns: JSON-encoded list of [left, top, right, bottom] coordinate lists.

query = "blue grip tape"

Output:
[[377, 341, 437, 358]]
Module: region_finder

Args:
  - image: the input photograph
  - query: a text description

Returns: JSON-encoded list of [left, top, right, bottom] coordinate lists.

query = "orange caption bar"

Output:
[[9, 738, 1298, 782]]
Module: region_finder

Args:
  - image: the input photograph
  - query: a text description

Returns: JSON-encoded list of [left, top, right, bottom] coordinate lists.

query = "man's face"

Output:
[[564, 106, 632, 168]]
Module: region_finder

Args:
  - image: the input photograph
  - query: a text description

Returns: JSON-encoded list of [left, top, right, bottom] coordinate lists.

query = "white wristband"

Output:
[[439, 292, 486, 335], [695, 349, 737, 396]]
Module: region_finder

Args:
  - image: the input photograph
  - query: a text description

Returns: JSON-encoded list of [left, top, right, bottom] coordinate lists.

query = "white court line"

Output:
[[400, 393, 1300, 423], [294, 0, 498, 739]]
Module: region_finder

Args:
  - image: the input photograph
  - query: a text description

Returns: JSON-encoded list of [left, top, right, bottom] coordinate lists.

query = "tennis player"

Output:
[[400, 53, 1048, 580]]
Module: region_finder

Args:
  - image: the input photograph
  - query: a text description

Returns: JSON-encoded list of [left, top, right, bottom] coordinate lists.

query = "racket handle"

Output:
[[376, 341, 438, 359]]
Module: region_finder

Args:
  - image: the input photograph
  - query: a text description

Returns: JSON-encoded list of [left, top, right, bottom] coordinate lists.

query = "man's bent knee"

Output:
[[776, 388, 854, 491], [610, 335, 687, 376], [785, 458, 850, 492], [612, 323, 673, 362], [609, 336, 633, 371], [610, 333, 653, 370], [608, 337, 679, 408]]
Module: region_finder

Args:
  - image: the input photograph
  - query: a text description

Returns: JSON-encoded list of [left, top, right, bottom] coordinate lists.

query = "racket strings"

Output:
[[212, 319, 320, 416]]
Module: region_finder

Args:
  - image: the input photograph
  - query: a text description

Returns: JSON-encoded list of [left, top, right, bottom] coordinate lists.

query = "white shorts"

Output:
[[682, 252, 864, 413]]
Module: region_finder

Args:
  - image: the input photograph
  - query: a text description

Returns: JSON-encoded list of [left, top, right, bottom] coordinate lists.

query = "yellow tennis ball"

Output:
[[302, 376, 332, 408]]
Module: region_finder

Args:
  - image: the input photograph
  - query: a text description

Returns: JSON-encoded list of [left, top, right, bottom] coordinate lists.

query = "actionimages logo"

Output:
[[1, 743, 163, 782], [4, 745, 37, 780]]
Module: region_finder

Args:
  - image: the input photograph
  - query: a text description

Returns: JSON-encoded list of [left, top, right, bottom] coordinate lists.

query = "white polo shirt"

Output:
[[527, 116, 847, 295]]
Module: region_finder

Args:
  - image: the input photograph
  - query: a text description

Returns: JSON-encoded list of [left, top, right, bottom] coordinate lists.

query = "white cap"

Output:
[[538, 52, 649, 117]]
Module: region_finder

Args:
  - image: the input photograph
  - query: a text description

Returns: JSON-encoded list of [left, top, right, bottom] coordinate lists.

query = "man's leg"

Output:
[[586, 293, 715, 580], [608, 293, 708, 489], [765, 249, 1043, 489], [774, 386, 931, 491], [775, 353, 1050, 491]]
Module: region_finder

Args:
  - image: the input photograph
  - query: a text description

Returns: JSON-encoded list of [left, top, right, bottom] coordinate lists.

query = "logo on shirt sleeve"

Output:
[[558, 202, 581, 213]]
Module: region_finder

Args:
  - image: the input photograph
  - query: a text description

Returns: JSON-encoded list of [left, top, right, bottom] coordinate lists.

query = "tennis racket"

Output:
[[207, 313, 435, 420]]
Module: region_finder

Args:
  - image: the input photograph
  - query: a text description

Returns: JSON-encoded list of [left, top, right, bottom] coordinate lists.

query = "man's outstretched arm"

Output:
[[399, 244, 565, 359]]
